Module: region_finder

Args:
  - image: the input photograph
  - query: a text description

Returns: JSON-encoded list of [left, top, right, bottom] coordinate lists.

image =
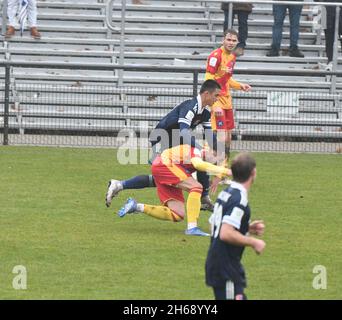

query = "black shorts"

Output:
[[213, 281, 247, 300]]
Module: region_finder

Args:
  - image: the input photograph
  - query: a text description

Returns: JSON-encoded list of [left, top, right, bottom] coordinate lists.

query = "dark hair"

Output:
[[223, 28, 238, 38], [200, 79, 221, 93], [231, 153, 256, 183]]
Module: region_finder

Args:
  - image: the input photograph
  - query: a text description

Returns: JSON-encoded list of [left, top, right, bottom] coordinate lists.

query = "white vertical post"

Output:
[[2, 0, 8, 35], [118, 0, 127, 87], [330, 5, 340, 93]]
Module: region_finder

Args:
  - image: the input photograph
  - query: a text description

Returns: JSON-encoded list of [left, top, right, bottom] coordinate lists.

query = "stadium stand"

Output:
[[0, 0, 341, 147], [1, 0, 341, 87]]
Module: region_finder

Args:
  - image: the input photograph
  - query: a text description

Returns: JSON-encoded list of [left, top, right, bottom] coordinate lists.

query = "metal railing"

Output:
[[103, 0, 342, 90], [1, 0, 341, 89], [0, 61, 341, 153]]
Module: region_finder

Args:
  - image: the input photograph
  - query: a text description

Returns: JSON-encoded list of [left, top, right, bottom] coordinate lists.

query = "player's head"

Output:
[[231, 153, 256, 185], [200, 79, 221, 107], [223, 29, 239, 52]]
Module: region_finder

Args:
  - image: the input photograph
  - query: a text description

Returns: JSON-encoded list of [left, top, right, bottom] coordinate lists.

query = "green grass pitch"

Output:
[[0, 146, 341, 299]]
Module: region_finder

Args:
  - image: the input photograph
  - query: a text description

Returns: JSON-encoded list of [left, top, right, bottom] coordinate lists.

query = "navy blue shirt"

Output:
[[205, 182, 251, 288], [149, 95, 215, 150]]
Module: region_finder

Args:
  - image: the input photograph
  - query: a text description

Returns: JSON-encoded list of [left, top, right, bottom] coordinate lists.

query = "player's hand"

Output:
[[252, 238, 266, 255], [202, 148, 216, 163], [214, 106, 224, 116], [249, 220, 265, 236], [210, 176, 221, 195], [240, 83, 251, 92]]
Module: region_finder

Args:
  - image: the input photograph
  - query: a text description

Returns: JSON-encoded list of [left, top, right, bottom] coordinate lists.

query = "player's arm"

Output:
[[202, 129, 227, 165], [205, 72, 216, 81], [229, 78, 251, 91], [205, 128, 218, 152], [228, 77, 242, 90], [178, 107, 202, 149], [202, 119, 218, 152], [202, 126, 227, 167], [179, 123, 202, 150], [249, 220, 265, 236], [191, 157, 231, 177], [205, 50, 221, 80], [220, 223, 265, 255], [219, 204, 265, 254]]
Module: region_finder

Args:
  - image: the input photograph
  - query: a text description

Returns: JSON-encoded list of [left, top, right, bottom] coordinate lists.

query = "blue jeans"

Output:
[[223, 9, 249, 48], [324, 6, 342, 62], [271, 4, 303, 50]]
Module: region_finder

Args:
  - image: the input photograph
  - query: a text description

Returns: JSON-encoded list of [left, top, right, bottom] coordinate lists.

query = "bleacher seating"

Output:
[[2, 83, 341, 141], [0, 0, 341, 87], [0, 0, 341, 144]]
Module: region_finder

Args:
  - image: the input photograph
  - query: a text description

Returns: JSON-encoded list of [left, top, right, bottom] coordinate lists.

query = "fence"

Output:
[[104, 0, 342, 92], [0, 61, 341, 153]]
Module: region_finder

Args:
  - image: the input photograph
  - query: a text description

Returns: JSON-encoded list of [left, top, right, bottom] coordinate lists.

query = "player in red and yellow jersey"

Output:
[[205, 29, 251, 177], [117, 144, 231, 236]]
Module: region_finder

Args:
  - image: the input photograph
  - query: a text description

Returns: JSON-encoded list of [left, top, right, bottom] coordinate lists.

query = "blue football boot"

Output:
[[117, 198, 138, 218], [185, 227, 210, 237]]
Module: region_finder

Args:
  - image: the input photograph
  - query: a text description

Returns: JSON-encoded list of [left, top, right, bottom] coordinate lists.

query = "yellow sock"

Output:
[[186, 190, 202, 229], [143, 204, 182, 222]]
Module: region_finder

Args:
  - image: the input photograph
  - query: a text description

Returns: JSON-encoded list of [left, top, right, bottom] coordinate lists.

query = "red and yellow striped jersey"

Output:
[[160, 145, 201, 173], [159, 145, 230, 179], [205, 46, 242, 110]]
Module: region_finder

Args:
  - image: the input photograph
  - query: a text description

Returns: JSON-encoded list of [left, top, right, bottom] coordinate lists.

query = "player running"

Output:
[[205, 153, 266, 299], [117, 144, 231, 236]]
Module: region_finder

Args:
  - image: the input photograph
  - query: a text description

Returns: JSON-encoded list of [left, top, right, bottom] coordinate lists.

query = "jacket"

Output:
[[221, 2, 253, 13]]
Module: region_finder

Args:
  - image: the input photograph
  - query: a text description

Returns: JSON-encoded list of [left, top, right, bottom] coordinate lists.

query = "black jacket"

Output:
[[321, 0, 342, 32], [221, 2, 253, 13]]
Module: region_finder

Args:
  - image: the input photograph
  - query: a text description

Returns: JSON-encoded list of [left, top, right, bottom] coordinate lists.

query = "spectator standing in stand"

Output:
[[221, 1, 253, 56], [5, 0, 41, 39], [322, 0, 342, 69], [266, 0, 305, 57]]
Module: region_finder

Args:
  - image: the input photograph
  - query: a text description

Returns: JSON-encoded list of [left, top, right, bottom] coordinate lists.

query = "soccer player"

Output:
[[205, 29, 251, 185], [117, 144, 231, 236], [106, 79, 223, 211], [205, 153, 266, 299]]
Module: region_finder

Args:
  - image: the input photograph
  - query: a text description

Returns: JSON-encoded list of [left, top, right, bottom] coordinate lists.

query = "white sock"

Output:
[[136, 203, 144, 212], [187, 223, 197, 230]]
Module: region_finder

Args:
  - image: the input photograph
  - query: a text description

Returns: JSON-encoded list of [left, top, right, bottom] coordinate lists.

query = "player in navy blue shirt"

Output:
[[150, 90, 215, 153], [106, 80, 223, 213], [205, 153, 266, 300]]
